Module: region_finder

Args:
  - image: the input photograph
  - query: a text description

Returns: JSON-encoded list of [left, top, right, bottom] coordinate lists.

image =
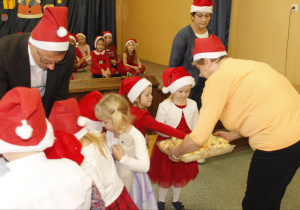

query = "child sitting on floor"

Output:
[[76, 33, 92, 65], [69, 33, 87, 72], [0, 87, 92, 209], [117, 39, 145, 76], [103, 31, 118, 69], [90, 36, 117, 78]]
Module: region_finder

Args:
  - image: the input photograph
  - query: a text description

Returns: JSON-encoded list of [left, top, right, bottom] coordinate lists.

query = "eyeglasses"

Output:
[[194, 13, 211, 19], [35, 47, 66, 65]]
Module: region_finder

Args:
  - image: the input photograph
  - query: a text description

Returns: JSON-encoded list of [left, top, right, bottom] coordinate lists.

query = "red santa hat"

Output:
[[29, 7, 70, 51], [94, 36, 105, 48], [103, 31, 112, 38], [191, 0, 214, 13], [76, 33, 86, 39], [44, 130, 84, 165], [78, 91, 103, 132], [119, 77, 152, 103], [48, 98, 89, 140], [0, 87, 54, 153], [162, 67, 195, 94], [69, 33, 77, 42], [193, 35, 227, 61], [125, 39, 138, 47]]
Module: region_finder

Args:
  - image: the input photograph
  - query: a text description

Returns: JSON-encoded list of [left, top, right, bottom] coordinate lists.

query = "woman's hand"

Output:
[[213, 131, 242, 142], [166, 145, 181, 162], [111, 144, 124, 161]]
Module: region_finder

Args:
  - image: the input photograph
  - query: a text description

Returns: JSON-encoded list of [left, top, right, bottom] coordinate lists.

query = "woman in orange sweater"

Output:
[[167, 35, 300, 210]]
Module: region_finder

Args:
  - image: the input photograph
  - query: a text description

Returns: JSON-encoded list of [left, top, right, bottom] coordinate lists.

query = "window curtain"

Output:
[[208, 0, 232, 51], [0, 0, 117, 50]]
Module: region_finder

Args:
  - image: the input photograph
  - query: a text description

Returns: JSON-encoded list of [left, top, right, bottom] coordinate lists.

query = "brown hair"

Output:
[[192, 55, 228, 66]]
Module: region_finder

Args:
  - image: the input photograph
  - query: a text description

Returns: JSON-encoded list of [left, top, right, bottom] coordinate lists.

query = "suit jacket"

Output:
[[0, 32, 75, 116]]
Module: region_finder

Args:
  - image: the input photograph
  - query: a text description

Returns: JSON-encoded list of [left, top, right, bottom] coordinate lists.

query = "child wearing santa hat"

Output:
[[117, 39, 146, 76], [103, 31, 118, 69], [77, 33, 92, 65], [148, 67, 199, 210], [119, 76, 186, 146], [48, 96, 137, 210], [90, 36, 117, 78], [70, 33, 88, 72], [95, 93, 157, 209], [0, 87, 92, 209]]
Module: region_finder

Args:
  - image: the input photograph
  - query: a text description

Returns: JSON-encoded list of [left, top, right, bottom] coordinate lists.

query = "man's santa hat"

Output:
[[162, 67, 195, 94], [193, 35, 227, 61], [78, 91, 103, 132], [0, 87, 54, 153], [94, 36, 105, 48], [76, 33, 86, 39], [69, 33, 77, 43], [48, 98, 89, 140], [119, 77, 152, 103], [191, 0, 214, 13], [103, 31, 112, 38], [44, 130, 84, 165], [125, 39, 138, 47], [29, 7, 70, 51]]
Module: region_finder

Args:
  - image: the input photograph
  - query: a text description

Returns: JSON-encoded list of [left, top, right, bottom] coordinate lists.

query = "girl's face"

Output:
[[105, 35, 112, 44], [96, 39, 105, 51], [173, 85, 192, 104], [69, 39, 76, 46], [77, 35, 85, 45], [127, 41, 136, 53], [102, 118, 115, 132], [136, 86, 153, 108]]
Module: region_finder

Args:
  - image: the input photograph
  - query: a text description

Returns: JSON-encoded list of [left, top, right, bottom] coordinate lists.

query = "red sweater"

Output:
[[130, 106, 186, 139]]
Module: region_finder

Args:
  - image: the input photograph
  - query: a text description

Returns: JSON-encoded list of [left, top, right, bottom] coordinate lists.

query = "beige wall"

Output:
[[117, 0, 300, 84], [228, 0, 300, 84], [116, 0, 192, 65]]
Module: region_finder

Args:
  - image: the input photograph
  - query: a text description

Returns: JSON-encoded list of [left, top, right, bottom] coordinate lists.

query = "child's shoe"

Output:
[[157, 201, 165, 210], [171, 201, 185, 210]]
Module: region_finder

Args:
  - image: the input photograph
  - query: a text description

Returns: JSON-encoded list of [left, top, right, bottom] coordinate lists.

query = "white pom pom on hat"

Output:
[[57, 26, 68, 38], [162, 87, 169, 94], [15, 120, 33, 140]]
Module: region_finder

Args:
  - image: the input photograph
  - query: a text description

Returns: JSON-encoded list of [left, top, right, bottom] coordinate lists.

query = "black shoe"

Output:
[[171, 201, 185, 210], [157, 201, 165, 210]]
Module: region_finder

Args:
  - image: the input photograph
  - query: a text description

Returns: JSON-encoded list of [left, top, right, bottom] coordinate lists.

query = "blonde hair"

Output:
[[95, 93, 132, 133], [80, 132, 108, 159], [192, 55, 228, 66]]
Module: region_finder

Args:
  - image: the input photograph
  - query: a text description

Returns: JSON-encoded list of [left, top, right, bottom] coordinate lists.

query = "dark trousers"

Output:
[[242, 140, 300, 210], [189, 76, 206, 110]]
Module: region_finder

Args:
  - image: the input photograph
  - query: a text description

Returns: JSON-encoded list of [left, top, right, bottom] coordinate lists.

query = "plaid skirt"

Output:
[[105, 187, 138, 210]]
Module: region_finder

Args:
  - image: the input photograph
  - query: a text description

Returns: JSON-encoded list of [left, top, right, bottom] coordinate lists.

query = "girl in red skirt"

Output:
[[117, 39, 145, 76], [103, 31, 118, 69], [148, 67, 199, 210]]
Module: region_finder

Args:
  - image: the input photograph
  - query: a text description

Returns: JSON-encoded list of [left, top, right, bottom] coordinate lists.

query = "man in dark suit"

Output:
[[0, 7, 75, 117]]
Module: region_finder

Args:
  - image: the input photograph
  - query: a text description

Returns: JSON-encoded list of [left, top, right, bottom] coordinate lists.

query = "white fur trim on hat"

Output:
[[127, 78, 151, 103], [125, 40, 138, 47], [69, 35, 76, 42], [78, 116, 102, 132], [74, 126, 89, 140], [191, 5, 213, 13], [94, 36, 104, 48], [167, 76, 195, 94], [29, 36, 69, 51], [103, 32, 112, 38], [0, 119, 55, 153], [193, 51, 227, 61], [76, 33, 86, 38]]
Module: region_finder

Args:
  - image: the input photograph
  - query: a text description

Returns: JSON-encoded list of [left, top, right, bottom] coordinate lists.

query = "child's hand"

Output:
[[145, 134, 150, 148], [134, 66, 140, 73], [101, 69, 109, 78], [138, 65, 142, 70], [111, 144, 124, 161], [106, 68, 111, 76]]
